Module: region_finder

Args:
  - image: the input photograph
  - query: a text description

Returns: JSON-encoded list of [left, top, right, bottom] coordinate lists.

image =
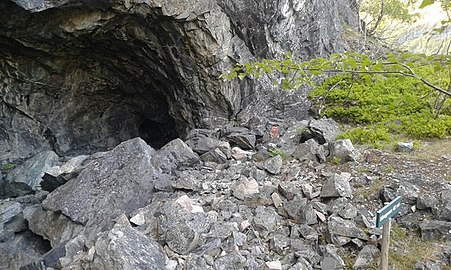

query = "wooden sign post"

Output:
[[375, 196, 402, 270]]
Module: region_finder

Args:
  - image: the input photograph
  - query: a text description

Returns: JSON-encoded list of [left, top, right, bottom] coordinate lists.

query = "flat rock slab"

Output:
[[0, 201, 22, 224], [308, 119, 340, 144], [6, 150, 60, 190], [43, 138, 158, 231], [328, 216, 368, 240]]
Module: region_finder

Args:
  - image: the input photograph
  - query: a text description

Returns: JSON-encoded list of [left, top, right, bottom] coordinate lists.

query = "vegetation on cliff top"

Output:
[[223, 52, 451, 147]]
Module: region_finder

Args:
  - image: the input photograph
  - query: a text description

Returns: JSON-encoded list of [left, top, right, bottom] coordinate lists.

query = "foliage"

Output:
[[359, 0, 419, 36], [1, 163, 16, 170], [419, 0, 451, 35], [223, 52, 451, 146], [331, 156, 343, 165], [311, 67, 451, 145], [268, 147, 288, 160]]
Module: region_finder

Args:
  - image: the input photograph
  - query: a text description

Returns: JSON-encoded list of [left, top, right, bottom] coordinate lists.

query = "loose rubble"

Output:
[[0, 119, 449, 269]]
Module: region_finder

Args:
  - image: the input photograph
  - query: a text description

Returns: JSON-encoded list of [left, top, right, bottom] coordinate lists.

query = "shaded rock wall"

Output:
[[0, 0, 358, 161]]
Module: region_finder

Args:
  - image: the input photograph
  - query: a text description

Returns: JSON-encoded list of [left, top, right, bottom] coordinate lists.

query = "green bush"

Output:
[[310, 68, 451, 145]]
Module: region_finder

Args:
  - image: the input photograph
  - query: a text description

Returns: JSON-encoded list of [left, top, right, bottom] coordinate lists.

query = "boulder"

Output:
[[419, 220, 451, 241], [330, 139, 359, 163], [5, 151, 60, 191], [321, 173, 352, 198], [0, 200, 22, 224], [328, 216, 368, 240], [438, 200, 451, 222], [320, 244, 345, 270], [353, 245, 380, 269], [25, 205, 83, 247], [63, 224, 167, 270], [264, 155, 283, 175], [42, 138, 159, 238], [185, 129, 221, 154], [305, 119, 340, 144], [151, 139, 200, 173], [227, 131, 256, 150]]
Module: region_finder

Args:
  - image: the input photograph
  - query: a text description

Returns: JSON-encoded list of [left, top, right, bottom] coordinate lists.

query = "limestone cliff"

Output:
[[0, 0, 358, 161]]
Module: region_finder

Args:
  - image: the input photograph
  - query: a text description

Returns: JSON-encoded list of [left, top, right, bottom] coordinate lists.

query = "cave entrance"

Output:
[[138, 118, 179, 149]]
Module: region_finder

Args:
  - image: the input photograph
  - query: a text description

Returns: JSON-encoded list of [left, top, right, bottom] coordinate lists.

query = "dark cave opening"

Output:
[[138, 118, 179, 149]]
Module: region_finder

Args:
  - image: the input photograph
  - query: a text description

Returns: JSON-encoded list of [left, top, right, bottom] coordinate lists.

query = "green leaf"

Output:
[[309, 70, 323, 76], [419, 0, 434, 9]]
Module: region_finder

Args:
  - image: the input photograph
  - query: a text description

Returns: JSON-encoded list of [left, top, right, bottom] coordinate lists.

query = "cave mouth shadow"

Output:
[[138, 118, 179, 149]]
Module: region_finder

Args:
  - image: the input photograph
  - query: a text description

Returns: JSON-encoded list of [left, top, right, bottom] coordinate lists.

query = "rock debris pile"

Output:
[[1, 118, 450, 270]]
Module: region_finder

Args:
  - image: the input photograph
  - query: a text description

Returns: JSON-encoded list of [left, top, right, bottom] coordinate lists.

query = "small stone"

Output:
[[166, 260, 178, 270], [302, 183, 314, 199], [241, 220, 251, 231], [231, 147, 253, 161], [254, 206, 281, 232], [315, 210, 327, 223], [271, 193, 283, 208], [115, 214, 131, 227], [351, 238, 364, 248], [233, 231, 247, 246], [298, 224, 318, 242], [397, 142, 414, 152], [175, 195, 204, 213], [264, 155, 283, 175], [130, 211, 145, 226], [278, 183, 302, 200], [264, 260, 282, 270], [270, 234, 290, 253], [233, 178, 260, 200]]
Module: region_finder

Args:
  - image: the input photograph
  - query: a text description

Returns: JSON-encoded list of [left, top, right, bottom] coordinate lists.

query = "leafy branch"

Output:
[[222, 52, 451, 97]]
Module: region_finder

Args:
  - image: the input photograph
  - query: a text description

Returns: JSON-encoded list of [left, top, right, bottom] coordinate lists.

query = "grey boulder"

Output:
[[330, 139, 359, 163], [5, 150, 60, 191], [321, 173, 352, 198], [353, 245, 380, 269], [42, 138, 158, 236]]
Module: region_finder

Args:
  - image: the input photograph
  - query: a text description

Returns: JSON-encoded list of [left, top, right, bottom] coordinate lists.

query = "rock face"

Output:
[[0, 0, 358, 161]]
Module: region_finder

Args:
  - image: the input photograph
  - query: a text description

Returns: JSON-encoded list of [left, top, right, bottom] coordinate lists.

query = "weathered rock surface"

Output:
[[321, 173, 352, 198], [4, 151, 59, 191], [42, 138, 159, 238], [0, 0, 358, 161], [59, 224, 167, 270], [330, 139, 359, 163], [353, 245, 380, 269]]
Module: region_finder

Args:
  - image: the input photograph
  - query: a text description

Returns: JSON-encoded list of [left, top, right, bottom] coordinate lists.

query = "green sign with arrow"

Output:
[[376, 196, 402, 228]]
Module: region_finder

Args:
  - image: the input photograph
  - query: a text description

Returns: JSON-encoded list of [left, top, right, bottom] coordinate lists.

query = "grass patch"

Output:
[[389, 223, 442, 269], [1, 163, 16, 170], [355, 178, 384, 200], [268, 147, 289, 160]]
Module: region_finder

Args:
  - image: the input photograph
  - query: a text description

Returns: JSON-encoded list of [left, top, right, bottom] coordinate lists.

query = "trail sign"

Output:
[[376, 196, 402, 228], [376, 196, 402, 270]]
